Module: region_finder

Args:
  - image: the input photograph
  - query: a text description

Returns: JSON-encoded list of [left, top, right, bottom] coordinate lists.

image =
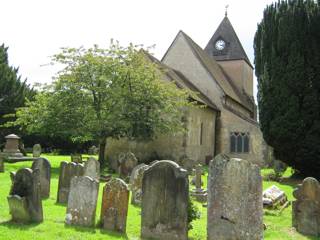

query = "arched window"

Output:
[[230, 132, 250, 153]]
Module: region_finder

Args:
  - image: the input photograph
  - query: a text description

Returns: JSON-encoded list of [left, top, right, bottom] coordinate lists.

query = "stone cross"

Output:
[[100, 178, 129, 233], [65, 176, 99, 227], [141, 160, 189, 240], [31, 157, 51, 199], [7, 168, 43, 223], [293, 177, 320, 236], [207, 154, 263, 240], [57, 161, 84, 204], [32, 144, 42, 158]]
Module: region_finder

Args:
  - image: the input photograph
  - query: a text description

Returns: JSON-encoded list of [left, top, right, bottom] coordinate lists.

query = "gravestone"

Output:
[[0, 153, 5, 172], [191, 164, 207, 202], [71, 154, 82, 163], [65, 176, 99, 227], [31, 157, 51, 199], [7, 168, 43, 223], [263, 185, 288, 208], [57, 161, 84, 204], [3, 134, 23, 157], [84, 157, 100, 181], [32, 144, 42, 158], [100, 178, 129, 233], [118, 152, 138, 179], [129, 163, 149, 205], [207, 154, 263, 240], [178, 155, 196, 174], [293, 177, 320, 236], [141, 160, 188, 240]]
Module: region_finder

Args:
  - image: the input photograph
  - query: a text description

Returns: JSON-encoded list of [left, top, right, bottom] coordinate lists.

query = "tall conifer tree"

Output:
[[254, 0, 320, 177]]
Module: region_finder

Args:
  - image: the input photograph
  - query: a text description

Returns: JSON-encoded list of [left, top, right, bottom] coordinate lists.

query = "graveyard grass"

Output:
[[0, 155, 318, 240]]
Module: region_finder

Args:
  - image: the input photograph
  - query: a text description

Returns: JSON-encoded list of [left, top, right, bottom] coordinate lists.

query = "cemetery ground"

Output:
[[0, 155, 318, 240]]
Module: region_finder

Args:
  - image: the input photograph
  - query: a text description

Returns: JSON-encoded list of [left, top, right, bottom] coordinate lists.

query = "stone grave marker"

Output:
[[3, 134, 23, 157], [84, 157, 100, 181], [32, 144, 42, 158], [191, 164, 207, 202], [7, 168, 43, 223], [293, 177, 320, 236], [141, 160, 188, 240], [65, 176, 99, 227], [118, 152, 138, 179], [100, 178, 129, 233], [263, 185, 288, 208], [31, 157, 51, 199], [207, 154, 263, 240], [129, 163, 149, 205], [57, 161, 84, 204], [0, 153, 5, 172]]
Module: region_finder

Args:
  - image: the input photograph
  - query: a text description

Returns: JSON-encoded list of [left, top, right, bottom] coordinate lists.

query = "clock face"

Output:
[[215, 40, 226, 50]]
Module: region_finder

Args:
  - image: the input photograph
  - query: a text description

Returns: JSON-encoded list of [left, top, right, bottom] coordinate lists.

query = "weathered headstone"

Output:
[[71, 154, 82, 163], [65, 176, 99, 227], [191, 164, 207, 202], [178, 155, 196, 174], [100, 178, 129, 233], [32, 144, 42, 158], [141, 160, 188, 240], [7, 168, 43, 223], [293, 177, 320, 236], [118, 152, 138, 179], [3, 134, 23, 157], [57, 161, 84, 204], [263, 185, 288, 208], [84, 157, 100, 181], [31, 157, 51, 199], [129, 163, 149, 205], [207, 154, 263, 240]]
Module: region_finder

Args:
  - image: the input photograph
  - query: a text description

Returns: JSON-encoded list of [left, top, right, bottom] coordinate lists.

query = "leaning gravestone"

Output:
[[65, 176, 99, 227], [118, 152, 138, 179], [57, 161, 84, 204], [141, 160, 188, 240], [129, 163, 149, 205], [31, 157, 51, 199], [100, 178, 129, 233], [84, 157, 100, 181], [32, 144, 41, 158], [7, 168, 43, 223], [293, 177, 320, 236], [207, 154, 263, 240]]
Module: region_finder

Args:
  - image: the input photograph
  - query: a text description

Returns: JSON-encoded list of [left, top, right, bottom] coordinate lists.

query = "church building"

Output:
[[106, 15, 267, 168]]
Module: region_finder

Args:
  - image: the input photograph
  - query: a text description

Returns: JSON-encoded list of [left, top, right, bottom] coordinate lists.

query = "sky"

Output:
[[1, 0, 276, 98]]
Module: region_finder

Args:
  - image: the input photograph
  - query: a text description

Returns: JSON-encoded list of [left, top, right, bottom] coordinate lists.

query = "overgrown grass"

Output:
[[0, 155, 318, 239]]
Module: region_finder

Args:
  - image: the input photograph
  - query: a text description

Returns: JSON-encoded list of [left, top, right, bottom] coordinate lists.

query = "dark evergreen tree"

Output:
[[0, 44, 35, 146], [254, 0, 320, 177]]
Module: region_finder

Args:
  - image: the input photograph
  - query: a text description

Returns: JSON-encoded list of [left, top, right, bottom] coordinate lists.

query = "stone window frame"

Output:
[[230, 132, 250, 153]]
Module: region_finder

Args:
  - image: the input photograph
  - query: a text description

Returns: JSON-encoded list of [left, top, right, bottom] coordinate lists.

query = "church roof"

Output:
[[204, 16, 253, 68], [175, 31, 253, 111], [142, 50, 219, 111]]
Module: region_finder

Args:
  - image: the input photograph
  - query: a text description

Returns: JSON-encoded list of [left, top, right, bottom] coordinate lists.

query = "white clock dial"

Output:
[[215, 40, 226, 50]]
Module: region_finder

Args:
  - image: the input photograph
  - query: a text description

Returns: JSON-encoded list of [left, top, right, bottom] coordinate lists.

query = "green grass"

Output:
[[0, 155, 318, 239]]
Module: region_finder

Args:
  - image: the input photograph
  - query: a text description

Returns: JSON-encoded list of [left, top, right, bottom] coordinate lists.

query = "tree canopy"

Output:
[[14, 42, 194, 165], [0, 44, 34, 145], [254, 0, 320, 177]]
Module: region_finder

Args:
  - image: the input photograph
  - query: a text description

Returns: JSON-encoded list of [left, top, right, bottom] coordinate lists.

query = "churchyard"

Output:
[[0, 154, 317, 240]]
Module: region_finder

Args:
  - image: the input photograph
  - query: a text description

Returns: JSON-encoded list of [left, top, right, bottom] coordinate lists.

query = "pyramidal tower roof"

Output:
[[204, 16, 252, 68]]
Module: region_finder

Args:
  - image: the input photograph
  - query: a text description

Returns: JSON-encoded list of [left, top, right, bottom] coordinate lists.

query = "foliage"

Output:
[[0, 44, 34, 146], [188, 196, 201, 230], [12, 42, 194, 165], [254, 0, 320, 178]]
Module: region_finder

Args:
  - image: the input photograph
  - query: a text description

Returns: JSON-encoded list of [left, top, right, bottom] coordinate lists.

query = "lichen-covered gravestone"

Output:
[[129, 163, 149, 205], [293, 177, 320, 236], [84, 157, 100, 181], [118, 152, 138, 179], [207, 154, 263, 240], [7, 168, 43, 223], [100, 178, 129, 233], [32, 144, 41, 158], [141, 160, 189, 240], [65, 176, 99, 227], [31, 157, 51, 199], [57, 161, 84, 204]]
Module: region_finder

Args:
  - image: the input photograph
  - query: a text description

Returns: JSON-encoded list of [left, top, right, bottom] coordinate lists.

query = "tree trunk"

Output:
[[98, 138, 107, 168]]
